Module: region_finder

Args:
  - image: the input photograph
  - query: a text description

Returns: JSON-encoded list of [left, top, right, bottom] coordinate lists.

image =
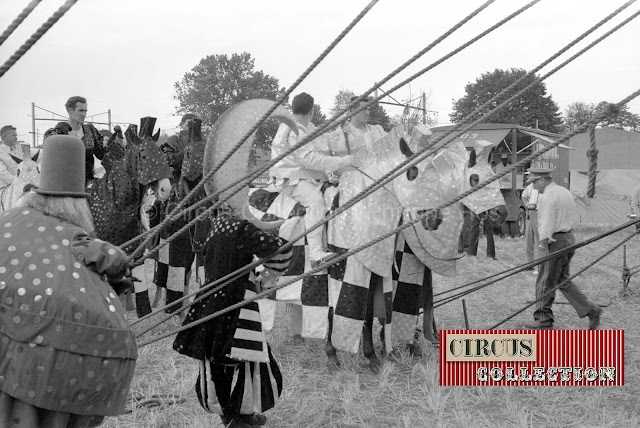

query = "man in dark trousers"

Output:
[[525, 168, 602, 330]]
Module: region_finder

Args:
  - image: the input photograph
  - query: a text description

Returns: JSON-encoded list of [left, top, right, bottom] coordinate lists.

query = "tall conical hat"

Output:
[[204, 99, 298, 229], [34, 135, 89, 197]]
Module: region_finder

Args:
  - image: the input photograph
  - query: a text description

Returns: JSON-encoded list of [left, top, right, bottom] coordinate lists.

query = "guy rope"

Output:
[[136, 87, 640, 347], [132, 2, 640, 334]]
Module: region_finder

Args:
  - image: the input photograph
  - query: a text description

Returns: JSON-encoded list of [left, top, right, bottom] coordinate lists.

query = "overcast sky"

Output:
[[1, 0, 639, 145]]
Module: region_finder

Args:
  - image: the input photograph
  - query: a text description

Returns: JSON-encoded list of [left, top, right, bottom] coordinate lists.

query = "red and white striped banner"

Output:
[[439, 330, 624, 386]]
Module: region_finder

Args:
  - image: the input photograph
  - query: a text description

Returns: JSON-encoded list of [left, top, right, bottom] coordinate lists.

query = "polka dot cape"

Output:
[[0, 208, 137, 417]]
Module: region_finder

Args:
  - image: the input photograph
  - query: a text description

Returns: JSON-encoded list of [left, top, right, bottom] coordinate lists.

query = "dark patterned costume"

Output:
[[0, 208, 137, 425], [173, 215, 291, 421], [157, 124, 210, 312]]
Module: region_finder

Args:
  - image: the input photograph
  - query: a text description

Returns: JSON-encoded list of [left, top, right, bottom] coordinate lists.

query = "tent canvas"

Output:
[[569, 169, 640, 225]]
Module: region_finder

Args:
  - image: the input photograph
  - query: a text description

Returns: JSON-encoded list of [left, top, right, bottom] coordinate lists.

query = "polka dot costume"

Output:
[[0, 208, 137, 417], [89, 117, 172, 246]]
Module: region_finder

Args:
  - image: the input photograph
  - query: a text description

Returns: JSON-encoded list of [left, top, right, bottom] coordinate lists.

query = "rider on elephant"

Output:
[[269, 92, 355, 265], [325, 96, 387, 157]]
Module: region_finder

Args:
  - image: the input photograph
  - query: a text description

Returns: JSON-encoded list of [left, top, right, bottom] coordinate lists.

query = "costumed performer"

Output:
[[0, 135, 137, 427]]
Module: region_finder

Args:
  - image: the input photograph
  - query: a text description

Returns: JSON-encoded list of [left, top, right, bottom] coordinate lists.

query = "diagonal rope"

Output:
[[122, 0, 506, 256], [489, 228, 639, 330], [125, 0, 381, 261], [0, 0, 79, 79], [126, 0, 534, 264], [135, 87, 640, 345], [131, 0, 532, 325], [0, 0, 43, 47], [130, 0, 634, 267], [132, 0, 640, 328], [132, 3, 637, 327], [434, 218, 640, 307]]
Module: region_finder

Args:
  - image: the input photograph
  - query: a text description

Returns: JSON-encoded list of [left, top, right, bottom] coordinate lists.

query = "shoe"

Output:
[[239, 414, 267, 426], [523, 322, 553, 330], [588, 307, 602, 330]]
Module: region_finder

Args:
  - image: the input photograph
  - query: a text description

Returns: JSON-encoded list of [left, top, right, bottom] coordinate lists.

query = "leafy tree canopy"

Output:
[[174, 52, 285, 158], [312, 104, 327, 126], [563, 101, 640, 132], [450, 68, 563, 133]]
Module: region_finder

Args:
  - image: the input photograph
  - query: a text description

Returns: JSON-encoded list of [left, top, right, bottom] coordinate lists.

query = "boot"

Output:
[[135, 290, 152, 318]]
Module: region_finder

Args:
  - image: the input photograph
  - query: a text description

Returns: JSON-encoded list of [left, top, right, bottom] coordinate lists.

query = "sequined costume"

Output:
[[0, 207, 137, 425], [173, 215, 291, 421]]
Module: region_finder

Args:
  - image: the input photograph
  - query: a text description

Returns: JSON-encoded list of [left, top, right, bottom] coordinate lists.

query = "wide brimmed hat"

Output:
[[526, 167, 553, 184], [34, 135, 89, 197]]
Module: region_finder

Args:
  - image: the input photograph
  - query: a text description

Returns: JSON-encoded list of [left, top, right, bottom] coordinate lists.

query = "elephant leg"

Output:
[[132, 264, 151, 318], [289, 304, 305, 345], [152, 262, 168, 308], [325, 307, 341, 373], [422, 268, 438, 345], [363, 274, 382, 374], [166, 266, 185, 315]]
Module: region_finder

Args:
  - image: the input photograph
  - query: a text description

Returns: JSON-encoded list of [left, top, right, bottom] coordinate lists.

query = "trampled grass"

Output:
[[103, 224, 640, 427]]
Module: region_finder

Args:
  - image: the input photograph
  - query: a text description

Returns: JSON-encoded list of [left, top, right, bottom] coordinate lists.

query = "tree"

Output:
[[174, 52, 285, 156], [330, 89, 393, 131], [312, 104, 327, 126], [562, 101, 640, 132], [563, 101, 596, 131], [450, 68, 563, 133]]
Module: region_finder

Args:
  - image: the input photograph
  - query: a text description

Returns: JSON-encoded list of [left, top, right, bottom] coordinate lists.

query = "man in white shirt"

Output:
[[270, 93, 354, 264], [522, 175, 540, 273], [0, 125, 20, 188], [525, 168, 601, 330]]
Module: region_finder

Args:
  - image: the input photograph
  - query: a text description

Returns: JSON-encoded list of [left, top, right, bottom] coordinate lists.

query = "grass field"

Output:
[[104, 224, 640, 428]]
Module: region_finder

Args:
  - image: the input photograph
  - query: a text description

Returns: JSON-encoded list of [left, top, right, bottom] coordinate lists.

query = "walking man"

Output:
[[522, 173, 540, 273], [525, 168, 602, 330]]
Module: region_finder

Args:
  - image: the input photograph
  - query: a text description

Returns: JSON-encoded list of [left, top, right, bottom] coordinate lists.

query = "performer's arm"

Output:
[[292, 132, 353, 173], [70, 229, 128, 280]]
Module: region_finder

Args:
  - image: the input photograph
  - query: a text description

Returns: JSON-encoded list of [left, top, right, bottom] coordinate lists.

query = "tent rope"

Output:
[[0, 0, 43, 47], [135, 86, 640, 346], [121, 0, 518, 258], [434, 218, 640, 307], [0, 0, 79, 79], [433, 218, 640, 307], [126, 0, 637, 269], [489, 228, 639, 330], [125, 0, 382, 261]]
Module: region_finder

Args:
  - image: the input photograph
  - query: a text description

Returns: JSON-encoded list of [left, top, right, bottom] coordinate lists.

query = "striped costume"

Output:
[[173, 214, 291, 421]]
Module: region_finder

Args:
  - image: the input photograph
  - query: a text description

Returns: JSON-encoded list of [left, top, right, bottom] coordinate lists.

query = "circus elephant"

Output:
[[250, 125, 506, 372], [203, 99, 506, 373], [40, 117, 173, 316]]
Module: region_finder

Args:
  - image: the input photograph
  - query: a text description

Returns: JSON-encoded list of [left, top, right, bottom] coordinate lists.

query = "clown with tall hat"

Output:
[[0, 135, 137, 426]]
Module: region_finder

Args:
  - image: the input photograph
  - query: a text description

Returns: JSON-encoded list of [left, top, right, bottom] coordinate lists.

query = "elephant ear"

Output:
[[125, 124, 139, 145], [203, 99, 298, 219]]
